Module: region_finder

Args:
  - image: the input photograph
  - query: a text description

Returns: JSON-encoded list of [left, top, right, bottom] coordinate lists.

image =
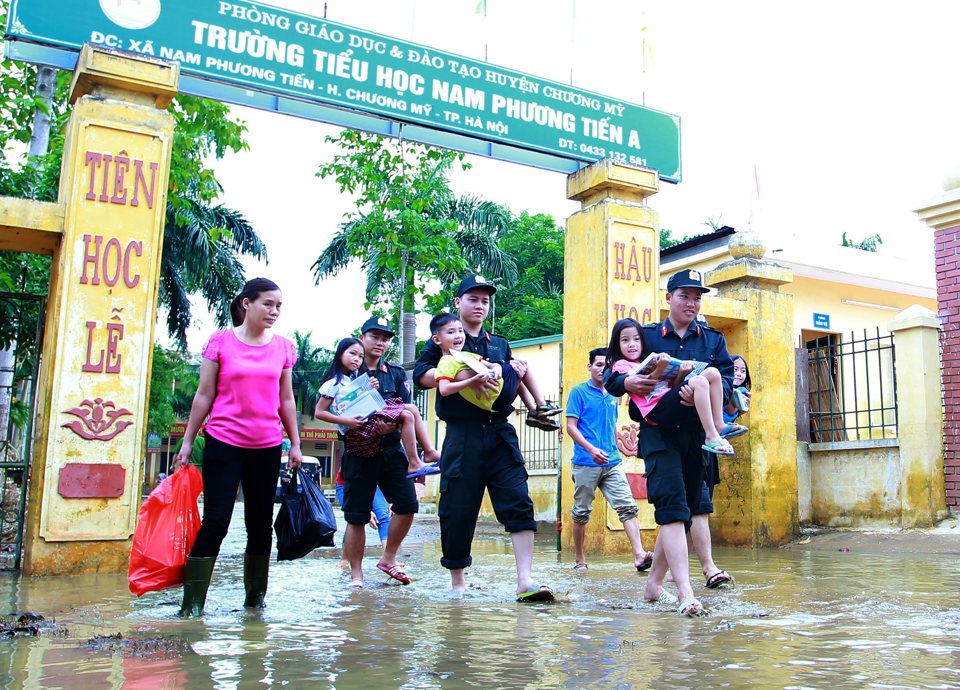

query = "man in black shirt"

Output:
[[341, 317, 419, 588], [604, 269, 733, 615], [414, 275, 553, 602]]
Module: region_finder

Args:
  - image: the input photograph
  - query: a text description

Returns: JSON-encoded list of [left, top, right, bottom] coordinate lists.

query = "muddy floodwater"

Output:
[[0, 506, 958, 689]]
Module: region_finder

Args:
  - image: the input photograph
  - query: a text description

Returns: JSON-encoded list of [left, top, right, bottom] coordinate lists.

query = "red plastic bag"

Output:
[[128, 464, 203, 597]]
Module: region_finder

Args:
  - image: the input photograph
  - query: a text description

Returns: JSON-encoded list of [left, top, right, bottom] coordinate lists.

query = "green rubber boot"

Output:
[[243, 553, 270, 608], [178, 556, 216, 617]]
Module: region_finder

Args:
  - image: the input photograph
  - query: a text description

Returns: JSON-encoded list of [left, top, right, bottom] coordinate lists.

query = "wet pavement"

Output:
[[0, 505, 958, 689]]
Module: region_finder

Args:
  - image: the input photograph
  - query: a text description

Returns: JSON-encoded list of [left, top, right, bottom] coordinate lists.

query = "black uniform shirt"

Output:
[[414, 327, 513, 422]]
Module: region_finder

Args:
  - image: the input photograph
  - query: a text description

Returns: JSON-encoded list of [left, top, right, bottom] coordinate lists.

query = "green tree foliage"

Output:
[[492, 212, 564, 340], [160, 183, 267, 346], [146, 345, 196, 436], [313, 129, 515, 362], [0, 0, 262, 347], [291, 331, 333, 418], [660, 228, 682, 249], [841, 231, 883, 252]]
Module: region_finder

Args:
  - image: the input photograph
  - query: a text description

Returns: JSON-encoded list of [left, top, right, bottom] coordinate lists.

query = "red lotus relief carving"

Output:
[[63, 397, 134, 441], [616, 422, 639, 458]]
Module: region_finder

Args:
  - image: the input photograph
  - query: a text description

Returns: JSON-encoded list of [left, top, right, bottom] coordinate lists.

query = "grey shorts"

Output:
[[571, 463, 639, 524]]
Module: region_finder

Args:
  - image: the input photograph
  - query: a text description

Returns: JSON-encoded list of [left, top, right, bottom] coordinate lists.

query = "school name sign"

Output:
[[6, 0, 682, 180]]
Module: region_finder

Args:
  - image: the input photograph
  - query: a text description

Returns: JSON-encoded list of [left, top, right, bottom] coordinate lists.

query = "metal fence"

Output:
[[414, 387, 429, 419], [515, 394, 561, 471], [802, 329, 897, 442], [0, 290, 45, 570]]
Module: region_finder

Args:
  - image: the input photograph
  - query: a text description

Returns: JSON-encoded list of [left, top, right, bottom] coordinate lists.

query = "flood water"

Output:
[[1, 505, 958, 689]]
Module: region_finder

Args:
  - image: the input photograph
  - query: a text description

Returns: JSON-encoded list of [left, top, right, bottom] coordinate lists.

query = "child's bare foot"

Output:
[[643, 584, 678, 606], [406, 455, 425, 475], [422, 449, 441, 464]]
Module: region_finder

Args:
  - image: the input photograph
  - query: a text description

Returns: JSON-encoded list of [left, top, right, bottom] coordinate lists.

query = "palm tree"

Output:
[[290, 331, 332, 418], [312, 131, 520, 365], [312, 191, 517, 365], [160, 184, 268, 348]]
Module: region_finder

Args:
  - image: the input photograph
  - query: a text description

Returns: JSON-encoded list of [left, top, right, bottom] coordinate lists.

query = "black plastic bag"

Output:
[[274, 467, 338, 560]]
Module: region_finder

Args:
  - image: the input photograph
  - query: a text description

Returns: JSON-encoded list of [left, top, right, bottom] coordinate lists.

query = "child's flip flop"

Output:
[[406, 465, 441, 479], [721, 423, 749, 438], [702, 439, 735, 455]]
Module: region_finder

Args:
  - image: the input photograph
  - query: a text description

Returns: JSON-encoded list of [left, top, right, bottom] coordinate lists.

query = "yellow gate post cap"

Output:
[[70, 43, 179, 108]]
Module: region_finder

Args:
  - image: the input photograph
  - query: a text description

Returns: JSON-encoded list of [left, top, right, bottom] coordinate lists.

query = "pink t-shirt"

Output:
[[202, 329, 297, 448], [612, 358, 670, 420]]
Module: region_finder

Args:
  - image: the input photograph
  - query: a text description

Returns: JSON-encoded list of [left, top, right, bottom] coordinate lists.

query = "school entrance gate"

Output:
[[2, 1, 799, 574]]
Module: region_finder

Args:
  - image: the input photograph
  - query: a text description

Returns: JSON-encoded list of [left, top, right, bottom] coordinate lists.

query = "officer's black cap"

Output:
[[360, 316, 395, 336], [666, 269, 711, 293], [455, 274, 497, 298]]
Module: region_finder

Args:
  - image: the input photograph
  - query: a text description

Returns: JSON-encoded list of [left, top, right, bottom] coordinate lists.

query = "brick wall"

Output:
[[936, 225, 960, 508]]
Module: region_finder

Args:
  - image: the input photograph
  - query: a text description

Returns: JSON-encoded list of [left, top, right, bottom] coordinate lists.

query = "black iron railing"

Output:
[[514, 394, 561, 471], [803, 329, 897, 442]]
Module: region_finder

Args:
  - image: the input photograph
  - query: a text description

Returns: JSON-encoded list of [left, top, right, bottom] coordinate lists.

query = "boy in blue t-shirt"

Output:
[[566, 348, 653, 574]]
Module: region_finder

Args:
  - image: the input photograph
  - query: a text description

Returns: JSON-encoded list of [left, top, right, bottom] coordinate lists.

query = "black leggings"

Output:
[[189, 433, 283, 558]]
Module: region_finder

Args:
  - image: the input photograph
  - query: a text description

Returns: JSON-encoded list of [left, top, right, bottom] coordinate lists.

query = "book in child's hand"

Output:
[[331, 374, 387, 431], [337, 389, 386, 422], [449, 349, 493, 377], [631, 352, 709, 382]]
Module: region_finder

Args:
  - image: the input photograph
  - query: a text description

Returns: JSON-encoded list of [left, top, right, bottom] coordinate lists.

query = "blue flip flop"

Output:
[[721, 423, 749, 439], [702, 439, 735, 456], [406, 464, 441, 479]]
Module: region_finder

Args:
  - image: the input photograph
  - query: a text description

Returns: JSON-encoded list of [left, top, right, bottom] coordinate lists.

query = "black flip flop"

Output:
[[705, 570, 734, 588]]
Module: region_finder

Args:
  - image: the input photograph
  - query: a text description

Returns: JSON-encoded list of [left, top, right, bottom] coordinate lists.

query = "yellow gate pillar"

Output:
[[707, 240, 799, 547], [560, 160, 661, 556], [888, 306, 947, 527], [23, 45, 177, 575]]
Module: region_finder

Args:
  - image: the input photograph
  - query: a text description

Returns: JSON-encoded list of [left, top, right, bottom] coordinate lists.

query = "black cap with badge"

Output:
[[360, 316, 395, 336], [666, 269, 711, 293], [455, 274, 498, 298]]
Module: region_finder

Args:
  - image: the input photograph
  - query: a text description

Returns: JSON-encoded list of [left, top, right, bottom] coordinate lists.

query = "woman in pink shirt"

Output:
[[174, 278, 301, 617]]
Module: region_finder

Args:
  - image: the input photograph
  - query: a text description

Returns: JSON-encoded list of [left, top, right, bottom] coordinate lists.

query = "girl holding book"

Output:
[[606, 318, 745, 455], [315, 338, 440, 479]]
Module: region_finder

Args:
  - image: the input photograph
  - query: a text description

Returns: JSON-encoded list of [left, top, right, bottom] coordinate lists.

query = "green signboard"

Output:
[[5, 0, 681, 180]]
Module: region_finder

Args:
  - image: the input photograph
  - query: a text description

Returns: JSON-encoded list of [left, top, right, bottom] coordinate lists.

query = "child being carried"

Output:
[[607, 319, 747, 455], [315, 337, 441, 479], [430, 313, 519, 413]]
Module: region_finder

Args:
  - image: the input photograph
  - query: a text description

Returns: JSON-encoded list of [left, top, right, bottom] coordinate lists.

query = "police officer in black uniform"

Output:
[[603, 269, 733, 615], [341, 316, 418, 587], [414, 275, 553, 601]]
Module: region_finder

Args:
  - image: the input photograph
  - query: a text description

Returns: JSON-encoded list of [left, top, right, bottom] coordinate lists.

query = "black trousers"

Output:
[[189, 433, 282, 558], [437, 420, 536, 570]]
